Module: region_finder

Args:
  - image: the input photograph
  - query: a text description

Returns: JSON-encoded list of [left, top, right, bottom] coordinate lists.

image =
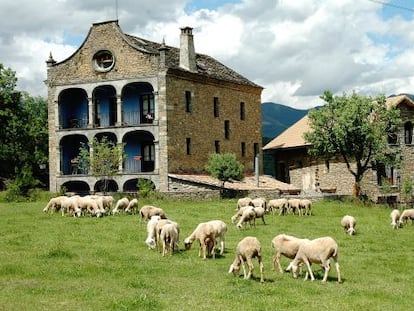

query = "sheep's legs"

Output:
[[304, 260, 315, 281]]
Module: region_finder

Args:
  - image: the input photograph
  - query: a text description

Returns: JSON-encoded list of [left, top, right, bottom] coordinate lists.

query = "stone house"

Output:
[[45, 20, 263, 193], [263, 94, 414, 202]]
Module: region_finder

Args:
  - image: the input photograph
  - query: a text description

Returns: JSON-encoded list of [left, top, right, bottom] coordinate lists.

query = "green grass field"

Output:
[[0, 197, 413, 311]]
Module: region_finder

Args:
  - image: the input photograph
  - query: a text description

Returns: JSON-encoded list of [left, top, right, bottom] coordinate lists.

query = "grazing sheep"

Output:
[[112, 197, 130, 215], [160, 222, 180, 256], [287, 198, 301, 215], [145, 215, 162, 249], [43, 196, 67, 213], [77, 196, 103, 217], [60, 196, 81, 217], [101, 195, 114, 212], [155, 219, 180, 252], [300, 199, 312, 216], [271, 234, 309, 273], [228, 236, 264, 283], [252, 197, 268, 213], [341, 215, 356, 235], [139, 205, 167, 222], [184, 220, 227, 259], [236, 197, 254, 210], [205, 237, 216, 259], [253, 206, 266, 225], [236, 206, 256, 229], [268, 198, 289, 215], [288, 236, 342, 283], [399, 208, 414, 226], [125, 198, 138, 214], [390, 209, 401, 229]]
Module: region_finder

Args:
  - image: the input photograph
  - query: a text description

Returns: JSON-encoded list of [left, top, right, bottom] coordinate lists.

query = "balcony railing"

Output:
[[124, 157, 142, 173]]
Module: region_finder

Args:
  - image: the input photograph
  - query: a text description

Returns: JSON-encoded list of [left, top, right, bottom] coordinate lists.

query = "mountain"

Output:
[[261, 102, 309, 140]]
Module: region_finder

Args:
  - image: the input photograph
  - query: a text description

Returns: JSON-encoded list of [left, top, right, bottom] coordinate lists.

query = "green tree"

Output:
[[76, 136, 125, 193], [304, 90, 401, 197], [205, 153, 244, 187], [0, 63, 48, 194]]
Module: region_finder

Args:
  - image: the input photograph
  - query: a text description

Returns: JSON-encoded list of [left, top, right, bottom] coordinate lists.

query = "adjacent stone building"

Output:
[[45, 20, 263, 193], [263, 95, 414, 202]]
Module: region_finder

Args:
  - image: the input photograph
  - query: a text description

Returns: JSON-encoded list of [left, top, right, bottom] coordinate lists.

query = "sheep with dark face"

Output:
[[228, 236, 264, 283], [288, 236, 342, 283]]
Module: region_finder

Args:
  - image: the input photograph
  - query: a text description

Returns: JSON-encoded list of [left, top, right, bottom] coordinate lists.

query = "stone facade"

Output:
[[45, 20, 262, 193]]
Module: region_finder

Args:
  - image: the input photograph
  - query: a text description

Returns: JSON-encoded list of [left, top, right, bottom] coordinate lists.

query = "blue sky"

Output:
[[2, 0, 414, 109]]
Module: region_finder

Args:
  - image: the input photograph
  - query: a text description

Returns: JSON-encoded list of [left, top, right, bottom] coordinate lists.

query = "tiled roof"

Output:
[[125, 34, 261, 88], [262, 115, 311, 151]]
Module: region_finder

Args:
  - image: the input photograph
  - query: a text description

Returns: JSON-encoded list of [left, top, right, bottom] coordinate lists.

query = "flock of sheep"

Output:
[[43, 194, 414, 284]]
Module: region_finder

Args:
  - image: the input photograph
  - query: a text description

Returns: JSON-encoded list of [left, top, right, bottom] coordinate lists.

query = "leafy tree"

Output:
[[205, 153, 244, 187], [76, 136, 125, 193], [304, 90, 401, 197], [0, 63, 48, 195]]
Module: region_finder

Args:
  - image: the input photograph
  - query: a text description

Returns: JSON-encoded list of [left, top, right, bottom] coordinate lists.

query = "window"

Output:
[[141, 94, 154, 123], [185, 91, 192, 113], [253, 143, 259, 156], [186, 138, 191, 155], [377, 163, 399, 186], [92, 50, 115, 72], [241, 142, 246, 157], [240, 102, 245, 120], [143, 145, 155, 161], [388, 133, 398, 145], [213, 97, 219, 117], [215, 140, 220, 153], [405, 122, 413, 144], [224, 120, 230, 139]]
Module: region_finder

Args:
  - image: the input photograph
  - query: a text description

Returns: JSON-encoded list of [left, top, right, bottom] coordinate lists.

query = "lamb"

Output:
[[139, 205, 166, 222], [300, 199, 312, 216], [125, 198, 138, 214], [145, 215, 162, 249], [390, 209, 401, 229], [271, 234, 309, 273], [236, 197, 254, 210], [288, 236, 342, 283], [112, 197, 129, 215], [268, 198, 289, 215], [160, 222, 180, 256], [341, 215, 356, 235], [228, 236, 264, 283], [184, 220, 227, 259], [399, 208, 414, 226]]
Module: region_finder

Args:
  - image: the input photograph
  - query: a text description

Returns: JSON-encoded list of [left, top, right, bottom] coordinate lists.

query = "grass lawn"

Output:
[[0, 197, 413, 310]]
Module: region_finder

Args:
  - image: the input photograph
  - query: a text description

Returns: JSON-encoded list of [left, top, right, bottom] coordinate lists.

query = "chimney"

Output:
[[179, 27, 197, 72]]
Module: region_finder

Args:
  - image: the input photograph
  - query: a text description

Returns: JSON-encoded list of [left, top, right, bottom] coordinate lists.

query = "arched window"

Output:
[[405, 122, 413, 144]]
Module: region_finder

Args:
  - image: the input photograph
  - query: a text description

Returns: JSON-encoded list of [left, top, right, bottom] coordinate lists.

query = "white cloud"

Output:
[[1, 0, 414, 109]]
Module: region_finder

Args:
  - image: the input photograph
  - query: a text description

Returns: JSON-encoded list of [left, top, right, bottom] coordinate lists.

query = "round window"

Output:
[[93, 50, 115, 72]]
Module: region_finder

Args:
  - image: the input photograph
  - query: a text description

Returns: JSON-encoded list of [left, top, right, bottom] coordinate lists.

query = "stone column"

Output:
[[116, 94, 122, 126], [87, 97, 93, 128]]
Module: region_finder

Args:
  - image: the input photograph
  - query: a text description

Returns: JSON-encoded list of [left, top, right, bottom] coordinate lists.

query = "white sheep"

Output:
[[60, 196, 81, 217], [288, 236, 342, 283], [341, 215, 356, 235], [184, 220, 227, 259], [160, 222, 180, 256], [399, 208, 414, 226], [300, 199, 312, 216], [236, 206, 256, 229], [236, 197, 254, 210], [43, 196, 67, 213], [77, 196, 102, 217], [112, 197, 130, 215], [268, 198, 289, 215], [390, 209, 401, 229], [125, 198, 138, 214], [228, 236, 264, 283], [252, 197, 268, 213], [139, 205, 166, 222], [271, 234, 309, 273], [145, 215, 162, 249], [155, 219, 180, 252], [287, 198, 301, 215]]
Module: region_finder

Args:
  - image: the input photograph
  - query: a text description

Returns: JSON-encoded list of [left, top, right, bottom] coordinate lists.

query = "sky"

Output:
[[1, 0, 414, 109]]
